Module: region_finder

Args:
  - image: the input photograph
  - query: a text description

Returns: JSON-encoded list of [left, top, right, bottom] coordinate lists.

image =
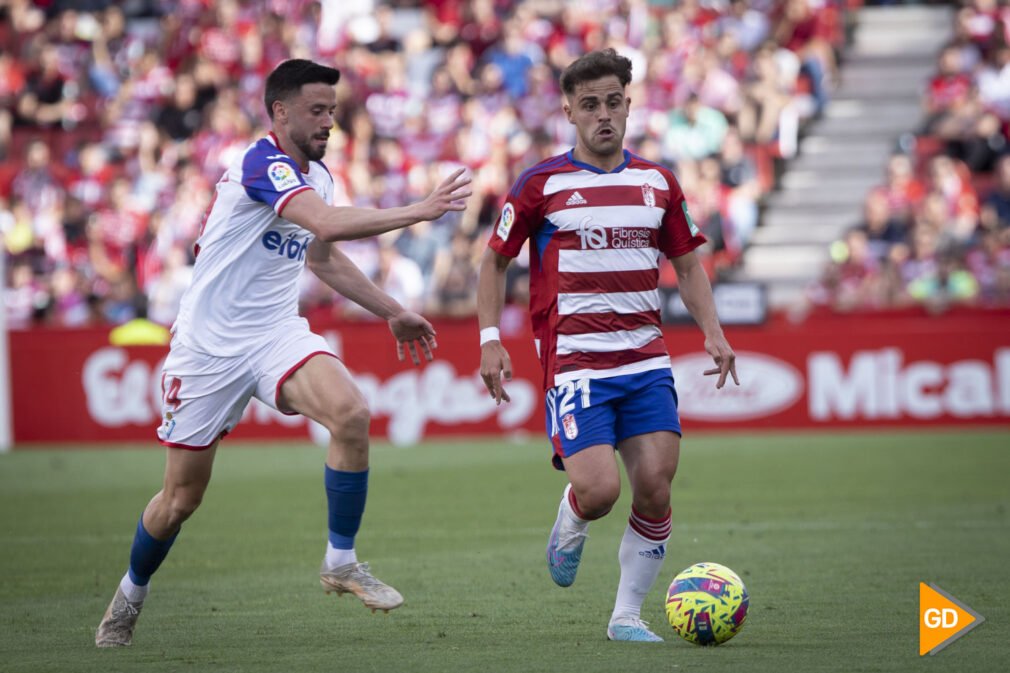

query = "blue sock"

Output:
[[325, 466, 368, 549], [127, 516, 178, 586]]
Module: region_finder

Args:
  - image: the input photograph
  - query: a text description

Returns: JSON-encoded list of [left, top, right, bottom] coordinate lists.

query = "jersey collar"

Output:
[[566, 149, 631, 174], [268, 132, 310, 174]]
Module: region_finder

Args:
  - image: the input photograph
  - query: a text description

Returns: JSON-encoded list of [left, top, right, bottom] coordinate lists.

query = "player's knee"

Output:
[[166, 489, 203, 527], [323, 396, 370, 441], [573, 480, 620, 520], [633, 482, 672, 519]]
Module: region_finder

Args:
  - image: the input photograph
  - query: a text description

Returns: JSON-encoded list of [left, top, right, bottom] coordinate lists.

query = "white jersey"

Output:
[[173, 132, 334, 357]]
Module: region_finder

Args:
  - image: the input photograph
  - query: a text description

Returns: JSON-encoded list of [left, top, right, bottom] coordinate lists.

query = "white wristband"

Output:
[[479, 327, 500, 346]]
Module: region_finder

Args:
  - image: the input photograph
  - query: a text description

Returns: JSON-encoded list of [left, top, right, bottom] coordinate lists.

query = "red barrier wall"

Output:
[[9, 310, 1010, 446]]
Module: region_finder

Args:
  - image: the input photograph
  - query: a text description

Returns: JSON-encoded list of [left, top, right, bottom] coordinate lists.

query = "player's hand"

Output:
[[702, 334, 739, 389], [479, 340, 512, 405], [416, 168, 472, 221], [388, 311, 437, 365]]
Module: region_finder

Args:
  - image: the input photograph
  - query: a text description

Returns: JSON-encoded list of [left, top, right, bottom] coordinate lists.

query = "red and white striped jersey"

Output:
[[488, 150, 705, 391]]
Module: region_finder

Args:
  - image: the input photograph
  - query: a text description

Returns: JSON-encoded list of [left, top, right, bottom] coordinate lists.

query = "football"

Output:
[[665, 562, 749, 645]]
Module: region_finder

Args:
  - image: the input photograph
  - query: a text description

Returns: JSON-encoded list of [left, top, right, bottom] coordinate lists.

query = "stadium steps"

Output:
[[734, 5, 953, 309]]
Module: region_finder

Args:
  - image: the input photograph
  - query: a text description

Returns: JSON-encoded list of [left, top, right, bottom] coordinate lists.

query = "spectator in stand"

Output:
[[925, 155, 979, 240], [873, 153, 926, 225], [773, 0, 837, 116], [154, 75, 205, 142], [662, 94, 729, 163], [907, 251, 980, 312], [428, 230, 479, 318], [718, 128, 761, 247], [980, 155, 1010, 230], [718, 0, 771, 54], [16, 44, 70, 129], [858, 189, 908, 261], [967, 228, 1010, 304], [4, 260, 41, 329], [484, 20, 539, 100], [739, 41, 797, 144], [374, 242, 425, 314], [809, 229, 883, 312], [2, 0, 852, 327], [923, 45, 974, 134]]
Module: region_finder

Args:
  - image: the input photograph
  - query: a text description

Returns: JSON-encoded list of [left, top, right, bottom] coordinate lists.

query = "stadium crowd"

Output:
[[810, 0, 1010, 312], [1, 0, 846, 328]]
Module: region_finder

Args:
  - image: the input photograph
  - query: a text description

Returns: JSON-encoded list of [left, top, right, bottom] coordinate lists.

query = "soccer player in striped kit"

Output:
[[477, 49, 739, 642]]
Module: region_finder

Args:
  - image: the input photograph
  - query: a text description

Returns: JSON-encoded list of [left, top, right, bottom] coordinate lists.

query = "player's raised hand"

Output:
[[416, 168, 472, 221], [480, 340, 512, 405], [702, 334, 739, 389], [388, 311, 438, 365]]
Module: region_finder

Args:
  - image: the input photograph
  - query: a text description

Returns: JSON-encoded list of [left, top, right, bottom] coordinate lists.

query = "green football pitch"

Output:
[[1, 431, 1007, 673]]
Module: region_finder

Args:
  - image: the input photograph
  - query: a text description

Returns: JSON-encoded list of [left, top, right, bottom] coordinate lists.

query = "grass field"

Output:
[[1, 431, 1008, 673]]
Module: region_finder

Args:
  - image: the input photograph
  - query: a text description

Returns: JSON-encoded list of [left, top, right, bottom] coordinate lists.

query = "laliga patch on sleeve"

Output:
[[268, 161, 302, 192], [496, 202, 516, 240]]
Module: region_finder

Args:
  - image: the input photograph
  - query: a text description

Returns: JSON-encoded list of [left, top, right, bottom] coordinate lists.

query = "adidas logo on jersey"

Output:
[[565, 191, 588, 206]]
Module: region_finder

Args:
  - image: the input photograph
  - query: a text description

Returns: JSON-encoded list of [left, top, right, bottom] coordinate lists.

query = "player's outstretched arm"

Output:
[[283, 169, 471, 242], [476, 248, 513, 405], [307, 240, 436, 365], [670, 251, 739, 389]]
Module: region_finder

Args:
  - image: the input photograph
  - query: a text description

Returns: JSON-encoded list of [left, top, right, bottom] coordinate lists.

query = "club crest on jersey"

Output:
[[562, 413, 579, 440], [496, 202, 516, 240], [642, 183, 656, 208], [268, 161, 301, 192]]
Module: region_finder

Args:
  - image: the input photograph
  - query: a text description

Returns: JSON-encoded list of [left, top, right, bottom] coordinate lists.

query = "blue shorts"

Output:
[[544, 368, 682, 470]]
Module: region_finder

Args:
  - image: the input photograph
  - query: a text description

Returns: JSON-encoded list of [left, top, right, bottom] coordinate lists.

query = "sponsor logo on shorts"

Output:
[[562, 412, 578, 440], [496, 202, 515, 240], [267, 161, 302, 192], [262, 230, 310, 261]]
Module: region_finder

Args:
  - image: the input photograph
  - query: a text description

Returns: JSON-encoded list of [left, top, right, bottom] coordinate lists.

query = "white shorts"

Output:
[[156, 319, 337, 449]]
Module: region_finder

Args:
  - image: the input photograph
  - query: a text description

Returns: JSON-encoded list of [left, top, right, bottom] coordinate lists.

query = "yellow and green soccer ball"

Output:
[[665, 562, 749, 645]]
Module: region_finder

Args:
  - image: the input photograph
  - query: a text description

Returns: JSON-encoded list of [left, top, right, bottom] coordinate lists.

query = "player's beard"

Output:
[[293, 129, 328, 161]]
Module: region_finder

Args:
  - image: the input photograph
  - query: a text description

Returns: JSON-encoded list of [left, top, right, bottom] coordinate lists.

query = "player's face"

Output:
[[284, 82, 337, 162], [564, 75, 629, 162]]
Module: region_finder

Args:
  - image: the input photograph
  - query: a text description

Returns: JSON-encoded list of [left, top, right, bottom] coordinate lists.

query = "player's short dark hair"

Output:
[[559, 48, 633, 95], [264, 59, 341, 119]]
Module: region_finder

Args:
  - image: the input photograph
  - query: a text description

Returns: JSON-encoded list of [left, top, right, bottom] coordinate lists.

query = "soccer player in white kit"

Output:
[[95, 59, 472, 647], [477, 49, 738, 642]]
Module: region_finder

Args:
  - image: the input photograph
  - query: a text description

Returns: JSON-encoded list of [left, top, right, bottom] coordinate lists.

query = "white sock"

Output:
[[325, 543, 358, 569], [119, 572, 149, 603], [610, 508, 672, 623], [560, 483, 590, 533]]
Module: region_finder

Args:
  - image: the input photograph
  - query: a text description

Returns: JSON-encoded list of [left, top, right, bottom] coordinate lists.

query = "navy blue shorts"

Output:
[[544, 368, 682, 470]]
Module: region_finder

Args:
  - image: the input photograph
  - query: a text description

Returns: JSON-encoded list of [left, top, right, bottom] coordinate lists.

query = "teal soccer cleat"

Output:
[[546, 484, 587, 587], [607, 617, 665, 642]]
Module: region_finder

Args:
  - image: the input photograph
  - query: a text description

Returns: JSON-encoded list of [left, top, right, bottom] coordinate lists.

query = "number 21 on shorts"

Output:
[[555, 379, 590, 440]]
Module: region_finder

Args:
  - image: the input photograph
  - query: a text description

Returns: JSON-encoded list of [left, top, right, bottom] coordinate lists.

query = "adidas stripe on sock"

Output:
[[611, 507, 672, 622]]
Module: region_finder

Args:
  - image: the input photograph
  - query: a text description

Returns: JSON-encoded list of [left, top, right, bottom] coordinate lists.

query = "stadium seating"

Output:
[[2, 0, 855, 327]]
